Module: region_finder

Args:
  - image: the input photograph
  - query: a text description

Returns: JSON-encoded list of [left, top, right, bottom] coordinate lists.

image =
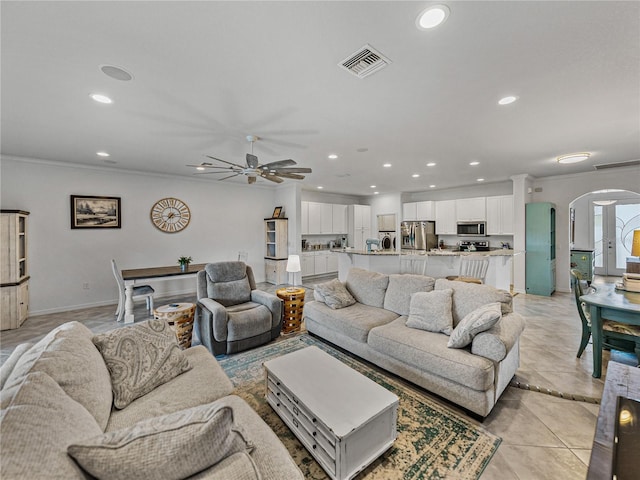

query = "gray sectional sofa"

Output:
[[305, 268, 525, 417], [0, 320, 302, 480]]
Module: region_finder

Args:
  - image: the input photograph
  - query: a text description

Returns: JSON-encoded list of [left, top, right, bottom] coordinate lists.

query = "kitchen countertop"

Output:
[[331, 248, 520, 256]]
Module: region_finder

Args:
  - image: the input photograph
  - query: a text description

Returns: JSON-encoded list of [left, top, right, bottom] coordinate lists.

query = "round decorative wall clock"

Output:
[[150, 197, 191, 233]]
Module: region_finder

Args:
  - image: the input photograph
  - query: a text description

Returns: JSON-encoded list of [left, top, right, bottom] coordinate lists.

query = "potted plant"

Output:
[[178, 256, 193, 272]]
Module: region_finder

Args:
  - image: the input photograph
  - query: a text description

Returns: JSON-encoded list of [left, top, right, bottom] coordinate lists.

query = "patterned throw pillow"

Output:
[[405, 289, 454, 335], [68, 404, 252, 480], [314, 279, 357, 309], [92, 319, 191, 409], [448, 302, 502, 348]]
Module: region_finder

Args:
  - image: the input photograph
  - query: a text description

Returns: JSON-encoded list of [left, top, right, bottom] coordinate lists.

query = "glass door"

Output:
[[594, 201, 640, 276]]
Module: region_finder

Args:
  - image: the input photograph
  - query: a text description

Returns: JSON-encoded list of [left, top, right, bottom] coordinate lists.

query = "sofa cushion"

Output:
[[435, 278, 512, 326], [383, 274, 436, 316], [190, 451, 261, 480], [0, 372, 103, 479], [471, 312, 526, 362], [0, 342, 32, 390], [314, 279, 356, 309], [68, 404, 252, 480], [206, 262, 251, 306], [346, 267, 389, 308], [92, 319, 192, 409], [368, 317, 495, 391], [406, 289, 454, 335], [448, 302, 502, 348], [2, 321, 113, 430], [227, 304, 272, 341], [304, 300, 398, 343], [106, 346, 233, 431]]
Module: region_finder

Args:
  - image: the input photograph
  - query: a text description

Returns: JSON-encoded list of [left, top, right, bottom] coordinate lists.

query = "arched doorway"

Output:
[[569, 190, 640, 277]]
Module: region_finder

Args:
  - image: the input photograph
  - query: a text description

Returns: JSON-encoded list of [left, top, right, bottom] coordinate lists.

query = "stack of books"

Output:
[[622, 272, 640, 292]]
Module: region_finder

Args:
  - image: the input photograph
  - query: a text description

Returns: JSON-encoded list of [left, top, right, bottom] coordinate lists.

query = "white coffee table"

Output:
[[264, 346, 398, 480]]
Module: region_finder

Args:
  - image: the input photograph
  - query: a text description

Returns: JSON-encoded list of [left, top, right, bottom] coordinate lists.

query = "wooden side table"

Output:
[[154, 303, 196, 349], [276, 287, 306, 335]]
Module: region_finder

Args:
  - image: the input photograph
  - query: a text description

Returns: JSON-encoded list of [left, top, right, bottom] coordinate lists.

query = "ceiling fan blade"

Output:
[[193, 170, 237, 175], [205, 155, 245, 169], [248, 176, 257, 184], [187, 164, 235, 170], [271, 167, 312, 174], [218, 173, 242, 181], [246, 153, 259, 168], [260, 159, 296, 169], [260, 173, 284, 183], [273, 172, 305, 180]]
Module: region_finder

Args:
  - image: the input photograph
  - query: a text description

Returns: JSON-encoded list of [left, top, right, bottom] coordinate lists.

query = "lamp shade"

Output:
[[632, 229, 640, 257], [286, 255, 301, 273]]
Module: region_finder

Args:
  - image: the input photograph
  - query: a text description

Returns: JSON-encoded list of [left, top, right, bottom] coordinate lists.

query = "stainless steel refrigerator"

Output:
[[400, 221, 437, 251]]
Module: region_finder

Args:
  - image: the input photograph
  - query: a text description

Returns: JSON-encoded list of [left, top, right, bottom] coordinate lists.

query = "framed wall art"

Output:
[[272, 206, 283, 218], [70, 195, 121, 229]]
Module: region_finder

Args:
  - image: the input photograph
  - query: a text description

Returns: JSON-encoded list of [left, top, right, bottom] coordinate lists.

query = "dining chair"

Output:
[[400, 255, 428, 275], [446, 255, 489, 284], [570, 269, 640, 360], [111, 259, 155, 322]]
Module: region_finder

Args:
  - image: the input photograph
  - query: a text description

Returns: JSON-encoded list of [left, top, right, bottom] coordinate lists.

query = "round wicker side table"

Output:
[[154, 302, 196, 349], [276, 287, 306, 335]]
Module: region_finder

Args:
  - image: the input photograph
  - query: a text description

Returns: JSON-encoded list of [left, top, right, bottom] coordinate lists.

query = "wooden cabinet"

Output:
[[525, 202, 556, 296], [1, 210, 30, 330], [571, 249, 594, 284], [402, 201, 435, 221], [435, 200, 457, 234], [486, 195, 514, 235], [265, 218, 288, 284], [456, 197, 486, 221]]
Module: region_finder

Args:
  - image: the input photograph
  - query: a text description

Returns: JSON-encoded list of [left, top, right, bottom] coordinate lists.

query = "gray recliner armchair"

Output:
[[194, 261, 283, 356]]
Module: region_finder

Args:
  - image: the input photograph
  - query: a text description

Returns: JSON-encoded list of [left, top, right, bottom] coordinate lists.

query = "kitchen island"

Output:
[[332, 249, 520, 292]]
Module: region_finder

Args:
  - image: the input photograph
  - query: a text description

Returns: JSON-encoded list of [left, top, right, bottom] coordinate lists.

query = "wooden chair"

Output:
[[571, 269, 640, 360], [111, 259, 155, 322], [446, 255, 489, 284]]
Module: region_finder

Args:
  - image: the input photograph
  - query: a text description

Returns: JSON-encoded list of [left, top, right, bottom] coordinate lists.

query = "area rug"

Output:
[[218, 334, 501, 479]]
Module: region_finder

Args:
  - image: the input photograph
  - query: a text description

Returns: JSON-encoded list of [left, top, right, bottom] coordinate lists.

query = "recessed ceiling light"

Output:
[[90, 93, 113, 104], [383, 163, 392, 168], [356, 148, 369, 153], [416, 5, 450, 29], [374, 192, 379, 195], [317, 186, 324, 189], [412, 174, 420, 178], [328, 154, 338, 159], [557, 152, 591, 164], [498, 96, 517, 105], [429, 185, 436, 188], [469, 161, 480, 166], [370, 185, 376, 188], [100, 64, 133, 81], [426, 162, 436, 167], [477, 178, 485, 182], [96, 151, 110, 157]]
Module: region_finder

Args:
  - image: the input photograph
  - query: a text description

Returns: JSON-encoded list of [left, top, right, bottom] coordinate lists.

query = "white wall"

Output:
[[531, 166, 640, 292], [1, 157, 279, 314]]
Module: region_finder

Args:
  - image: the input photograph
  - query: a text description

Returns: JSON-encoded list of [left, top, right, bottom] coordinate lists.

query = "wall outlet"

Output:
[[82, 283, 90, 290]]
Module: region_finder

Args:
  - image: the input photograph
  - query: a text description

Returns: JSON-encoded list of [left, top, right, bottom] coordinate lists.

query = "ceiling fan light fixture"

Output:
[[557, 152, 591, 164]]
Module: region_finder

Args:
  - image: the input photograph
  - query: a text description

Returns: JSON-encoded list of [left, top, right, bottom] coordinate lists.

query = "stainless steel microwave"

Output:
[[457, 222, 486, 236]]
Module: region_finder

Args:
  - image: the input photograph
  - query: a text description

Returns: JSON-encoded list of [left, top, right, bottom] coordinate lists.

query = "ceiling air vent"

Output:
[[339, 44, 391, 79], [594, 160, 640, 170]]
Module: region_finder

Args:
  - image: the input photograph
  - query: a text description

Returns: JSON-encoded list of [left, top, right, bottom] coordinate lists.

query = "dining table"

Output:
[[580, 283, 640, 378], [121, 263, 208, 324]]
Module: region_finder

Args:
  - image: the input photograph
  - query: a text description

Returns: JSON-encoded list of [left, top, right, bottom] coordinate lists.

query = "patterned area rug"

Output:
[[218, 334, 500, 479]]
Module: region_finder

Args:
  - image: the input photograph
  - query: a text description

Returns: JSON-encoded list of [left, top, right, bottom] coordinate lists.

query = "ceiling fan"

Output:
[[187, 135, 312, 184]]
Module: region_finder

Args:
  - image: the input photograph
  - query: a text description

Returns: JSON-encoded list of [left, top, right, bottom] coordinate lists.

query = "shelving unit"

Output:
[[525, 202, 556, 296], [1, 210, 30, 330], [265, 218, 288, 284]]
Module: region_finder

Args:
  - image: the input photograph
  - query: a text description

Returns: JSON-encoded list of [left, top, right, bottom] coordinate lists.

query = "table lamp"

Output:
[[286, 254, 301, 291], [627, 229, 640, 274]]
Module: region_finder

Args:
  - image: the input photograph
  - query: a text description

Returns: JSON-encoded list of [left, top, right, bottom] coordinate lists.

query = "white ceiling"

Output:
[[2, 1, 639, 196]]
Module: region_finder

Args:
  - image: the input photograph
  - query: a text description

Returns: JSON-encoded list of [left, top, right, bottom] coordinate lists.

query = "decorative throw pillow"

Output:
[[448, 302, 502, 348], [68, 404, 252, 480], [405, 289, 454, 334], [92, 319, 191, 409], [314, 279, 356, 309]]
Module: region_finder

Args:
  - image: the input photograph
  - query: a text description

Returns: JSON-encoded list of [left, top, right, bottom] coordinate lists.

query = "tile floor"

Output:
[[1, 275, 636, 479]]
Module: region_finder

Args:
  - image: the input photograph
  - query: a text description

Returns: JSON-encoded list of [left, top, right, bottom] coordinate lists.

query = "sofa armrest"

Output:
[[0, 342, 33, 390], [471, 312, 525, 362], [197, 298, 229, 342], [251, 290, 283, 331]]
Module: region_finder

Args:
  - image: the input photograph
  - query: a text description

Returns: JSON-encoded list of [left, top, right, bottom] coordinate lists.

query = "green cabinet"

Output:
[[525, 202, 556, 296], [570, 249, 594, 285]]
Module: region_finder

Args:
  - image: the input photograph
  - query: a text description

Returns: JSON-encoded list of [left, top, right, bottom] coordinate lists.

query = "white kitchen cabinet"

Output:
[[348, 205, 371, 251], [456, 197, 486, 221], [314, 253, 328, 275], [486, 195, 514, 235], [435, 200, 457, 235], [307, 202, 323, 234], [376, 214, 395, 232], [332, 204, 347, 233], [301, 253, 315, 277], [327, 252, 339, 273], [416, 201, 436, 221], [320, 203, 333, 234], [301, 201, 309, 234], [402, 202, 417, 221]]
